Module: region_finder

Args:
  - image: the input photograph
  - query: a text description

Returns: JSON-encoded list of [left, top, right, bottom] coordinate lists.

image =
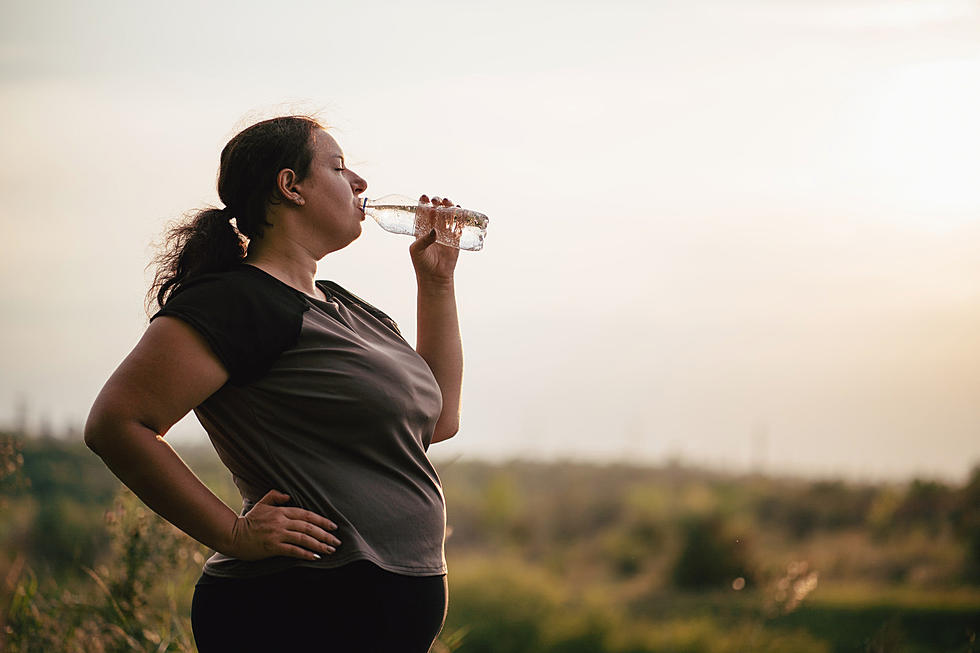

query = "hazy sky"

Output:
[[2, 0, 979, 481]]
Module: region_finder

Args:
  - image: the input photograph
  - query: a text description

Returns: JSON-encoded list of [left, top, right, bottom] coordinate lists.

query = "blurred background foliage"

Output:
[[2, 430, 979, 652]]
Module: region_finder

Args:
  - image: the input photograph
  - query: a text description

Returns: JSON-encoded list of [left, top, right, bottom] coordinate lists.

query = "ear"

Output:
[[276, 168, 305, 206]]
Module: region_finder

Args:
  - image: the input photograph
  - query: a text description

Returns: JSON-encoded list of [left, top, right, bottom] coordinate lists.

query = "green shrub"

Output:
[[4, 489, 203, 653], [671, 514, 754, 591]]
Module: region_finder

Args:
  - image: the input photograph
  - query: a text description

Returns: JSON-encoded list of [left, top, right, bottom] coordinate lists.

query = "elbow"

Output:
[[83, 410, 108, 454], [83, 403, 132, 455]]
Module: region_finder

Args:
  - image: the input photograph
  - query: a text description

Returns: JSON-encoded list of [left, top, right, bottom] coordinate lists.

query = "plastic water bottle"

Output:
[[361, 195, 489, 251]]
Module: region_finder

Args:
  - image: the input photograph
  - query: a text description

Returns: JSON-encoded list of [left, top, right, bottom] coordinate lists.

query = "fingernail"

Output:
[[313, 554, 322, 560]]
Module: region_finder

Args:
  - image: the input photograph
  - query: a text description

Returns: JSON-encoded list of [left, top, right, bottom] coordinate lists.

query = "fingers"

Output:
[[273, 504, 342, 551], [282, 506, 338, 532], [278, 542, 326, 561], [256, 511, 340, 560], [412, 193, 459, 255], [419, 194, 455, 207], [284, 518, 342, 547], [252, 491, 342, 558], [282, 528, 338, 556]]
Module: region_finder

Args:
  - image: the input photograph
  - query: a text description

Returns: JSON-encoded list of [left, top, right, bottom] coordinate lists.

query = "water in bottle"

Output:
[[361, 195, 489, 251]]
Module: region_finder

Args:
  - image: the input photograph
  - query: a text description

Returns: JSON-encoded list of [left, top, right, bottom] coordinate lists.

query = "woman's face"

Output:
[[295, 130, 368, 252]]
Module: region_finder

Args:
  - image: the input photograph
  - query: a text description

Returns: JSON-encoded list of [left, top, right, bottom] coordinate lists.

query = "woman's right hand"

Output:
[[227, 489, 341, 561]]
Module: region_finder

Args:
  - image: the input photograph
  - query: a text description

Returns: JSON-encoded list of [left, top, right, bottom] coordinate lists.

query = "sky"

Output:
[[1, 0, 979, 481]]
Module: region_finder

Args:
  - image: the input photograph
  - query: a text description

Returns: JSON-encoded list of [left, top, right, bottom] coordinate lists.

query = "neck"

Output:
[[243, 237, 320, 298]]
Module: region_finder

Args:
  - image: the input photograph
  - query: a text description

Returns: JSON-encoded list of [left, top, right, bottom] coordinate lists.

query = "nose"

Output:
[[349, 170, 367, 195]]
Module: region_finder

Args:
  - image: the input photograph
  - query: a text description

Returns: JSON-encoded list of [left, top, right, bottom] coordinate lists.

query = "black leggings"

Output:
[[191, 560, 447, 653]]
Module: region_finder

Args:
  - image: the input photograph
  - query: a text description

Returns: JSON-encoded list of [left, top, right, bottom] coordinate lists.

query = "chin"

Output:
[[322, 225, 363, 256], [342, 224, 363, 249]]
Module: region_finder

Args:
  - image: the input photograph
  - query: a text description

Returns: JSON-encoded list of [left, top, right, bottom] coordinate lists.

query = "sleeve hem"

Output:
[[151, 309, 236, 379]]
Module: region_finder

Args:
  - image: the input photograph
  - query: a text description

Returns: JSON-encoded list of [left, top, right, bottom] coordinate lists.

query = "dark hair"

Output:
[[147, 115, 323, 313]]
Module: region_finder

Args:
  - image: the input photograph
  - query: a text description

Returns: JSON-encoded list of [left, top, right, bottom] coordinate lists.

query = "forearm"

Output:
[[415, 277, 463, 440], [85, 418, 238, 554]]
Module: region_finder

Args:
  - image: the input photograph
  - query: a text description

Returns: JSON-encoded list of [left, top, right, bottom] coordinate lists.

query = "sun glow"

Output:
[[859, 58, 980, 224]]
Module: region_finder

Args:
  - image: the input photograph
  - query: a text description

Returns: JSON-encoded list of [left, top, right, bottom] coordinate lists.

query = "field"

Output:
[[2, 432, 978, 652]]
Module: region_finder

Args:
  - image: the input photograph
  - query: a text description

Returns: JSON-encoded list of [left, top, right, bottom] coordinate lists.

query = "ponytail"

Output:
[[147, 207, 246, 314], [146, 115, 322, 316]]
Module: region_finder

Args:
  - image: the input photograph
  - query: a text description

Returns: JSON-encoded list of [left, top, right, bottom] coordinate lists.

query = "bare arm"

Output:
[[415, 278, 463, 443], [84, 316, 340, 560], [410, 195, 464, 444]]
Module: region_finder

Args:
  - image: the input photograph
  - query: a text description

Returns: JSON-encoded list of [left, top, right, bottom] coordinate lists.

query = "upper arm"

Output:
[[86, 316, 230, 442]]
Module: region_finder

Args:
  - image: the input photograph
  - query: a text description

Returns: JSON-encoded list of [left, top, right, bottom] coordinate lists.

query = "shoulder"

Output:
[[152, 266, 309, 384], [318, 280, 402, 336], [162, 266, 308, 316]]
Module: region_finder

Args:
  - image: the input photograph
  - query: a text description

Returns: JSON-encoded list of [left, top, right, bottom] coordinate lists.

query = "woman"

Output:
[[84, 115, 463, 651]]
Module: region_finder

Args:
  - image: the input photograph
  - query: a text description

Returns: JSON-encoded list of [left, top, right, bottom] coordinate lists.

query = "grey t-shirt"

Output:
[[152, 264, 446, 578]]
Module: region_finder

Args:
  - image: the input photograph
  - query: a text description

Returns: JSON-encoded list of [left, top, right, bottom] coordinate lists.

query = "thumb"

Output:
[[410, 228, 438, 254], [258, 489, 291, 506]]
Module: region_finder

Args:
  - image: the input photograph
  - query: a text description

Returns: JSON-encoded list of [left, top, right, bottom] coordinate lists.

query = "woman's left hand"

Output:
[[409, 194, 461, 284]]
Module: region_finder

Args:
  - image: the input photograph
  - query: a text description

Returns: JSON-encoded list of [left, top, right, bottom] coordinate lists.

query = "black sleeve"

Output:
[[151, 272, 308, 385]]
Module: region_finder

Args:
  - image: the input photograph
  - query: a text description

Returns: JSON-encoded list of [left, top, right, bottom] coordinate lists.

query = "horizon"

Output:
[[7, 424, 977, 486]]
